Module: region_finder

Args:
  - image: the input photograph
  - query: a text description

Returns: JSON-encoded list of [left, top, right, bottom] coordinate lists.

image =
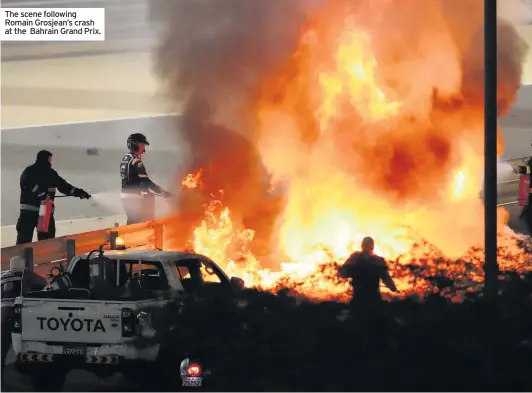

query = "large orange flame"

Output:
[[167, 0, 531, 301]]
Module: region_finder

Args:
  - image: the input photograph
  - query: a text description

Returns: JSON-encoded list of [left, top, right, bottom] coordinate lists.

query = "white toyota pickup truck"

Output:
[[11, 248, 245, 391]]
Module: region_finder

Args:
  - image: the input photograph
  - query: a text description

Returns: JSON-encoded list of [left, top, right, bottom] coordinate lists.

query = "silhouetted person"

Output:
[[339, 237, 398, 306], [1, 256, 47, 383], [514, 155, 531, 234]]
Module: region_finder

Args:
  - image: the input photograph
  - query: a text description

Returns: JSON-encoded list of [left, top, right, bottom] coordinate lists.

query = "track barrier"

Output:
[[0, 219, 166, 275]]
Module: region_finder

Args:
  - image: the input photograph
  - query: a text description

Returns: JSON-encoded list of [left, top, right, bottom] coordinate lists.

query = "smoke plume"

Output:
[[150, 0, 321, 249], [151, 0, 528, 259]]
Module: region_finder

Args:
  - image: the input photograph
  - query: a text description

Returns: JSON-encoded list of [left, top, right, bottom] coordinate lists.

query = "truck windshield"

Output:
[[67, 258, 169, 300], [174, 258, 227, 292]]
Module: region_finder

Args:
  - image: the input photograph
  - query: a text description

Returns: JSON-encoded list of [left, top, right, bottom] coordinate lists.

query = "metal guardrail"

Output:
[[0, 200, 526, 275], [0, 219, 165, 275], [1, 0, 159, 61], [0, 195, 526, 275], [0, 158, 527, 274]]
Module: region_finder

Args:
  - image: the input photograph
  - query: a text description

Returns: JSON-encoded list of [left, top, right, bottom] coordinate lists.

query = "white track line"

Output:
[[498, 201, 519, 206], [1, 112, 178, 131], [498, 179, 520, 184]]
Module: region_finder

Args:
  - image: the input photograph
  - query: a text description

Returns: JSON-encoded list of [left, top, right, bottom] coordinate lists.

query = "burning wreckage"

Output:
[[151, 0, 532, 302]]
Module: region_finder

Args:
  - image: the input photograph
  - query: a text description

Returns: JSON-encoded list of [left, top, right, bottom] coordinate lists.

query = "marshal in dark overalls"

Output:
[[120, 133, 171, 225], [515, 156, 532, 234], [16, 150, 91, 245], [1, 257, 46, 383]]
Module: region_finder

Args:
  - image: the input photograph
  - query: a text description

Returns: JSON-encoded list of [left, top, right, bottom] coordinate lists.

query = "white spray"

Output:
[[497, 160, 516, 181], [89, 191, 124, 214], [90, 191, 179, 220]]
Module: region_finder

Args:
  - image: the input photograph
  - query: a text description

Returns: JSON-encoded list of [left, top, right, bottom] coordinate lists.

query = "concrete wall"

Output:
[[0, 53, 177, 129]]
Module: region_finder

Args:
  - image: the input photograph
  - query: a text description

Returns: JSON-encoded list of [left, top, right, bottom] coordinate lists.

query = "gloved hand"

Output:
[[74, 188, 91, 199]]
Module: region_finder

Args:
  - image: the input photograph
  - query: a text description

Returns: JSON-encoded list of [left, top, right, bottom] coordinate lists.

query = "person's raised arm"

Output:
[[52, 169, 90, 199], [513, 164, 530, 175], [133, 159, 171, 197]]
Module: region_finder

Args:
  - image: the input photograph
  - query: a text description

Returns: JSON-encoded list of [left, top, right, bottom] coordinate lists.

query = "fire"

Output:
[[318, 29, 401, 127], [255, 2, 485, 264], [169, 0, 531, 301], [451, 170, 467, 201], [181, 169, 204, 189]]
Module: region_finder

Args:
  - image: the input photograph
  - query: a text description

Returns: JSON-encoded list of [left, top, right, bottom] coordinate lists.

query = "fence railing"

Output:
[[0, 219, 165, 275]]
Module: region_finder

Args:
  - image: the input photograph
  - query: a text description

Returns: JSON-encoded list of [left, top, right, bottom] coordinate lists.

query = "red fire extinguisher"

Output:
[[37, 196, 53, 232], [518, 174, 530, 207]]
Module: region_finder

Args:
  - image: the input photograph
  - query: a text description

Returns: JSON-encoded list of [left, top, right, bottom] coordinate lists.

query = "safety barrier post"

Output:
[[66, 239, 76, 266], [154, 223, 164, 250], [109, 231, 118, 250], [23, 247, 34, 272]]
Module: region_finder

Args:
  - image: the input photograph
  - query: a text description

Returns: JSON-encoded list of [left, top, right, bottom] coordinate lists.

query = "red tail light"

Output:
[[187, 363, 202, 377], [12, 304, 22, 333], [121, 308, 138, 338]]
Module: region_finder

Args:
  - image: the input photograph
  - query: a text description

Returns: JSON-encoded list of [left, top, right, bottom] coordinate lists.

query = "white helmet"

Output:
[[9, 256, 25, 271]]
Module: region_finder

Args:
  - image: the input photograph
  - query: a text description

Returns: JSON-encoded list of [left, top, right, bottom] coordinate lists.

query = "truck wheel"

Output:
[[28, 367, 67, 392]]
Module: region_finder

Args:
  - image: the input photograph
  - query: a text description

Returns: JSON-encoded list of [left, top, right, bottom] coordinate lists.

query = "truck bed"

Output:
[[25, 287, 163, 301], [20, 297, 126, 344]]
